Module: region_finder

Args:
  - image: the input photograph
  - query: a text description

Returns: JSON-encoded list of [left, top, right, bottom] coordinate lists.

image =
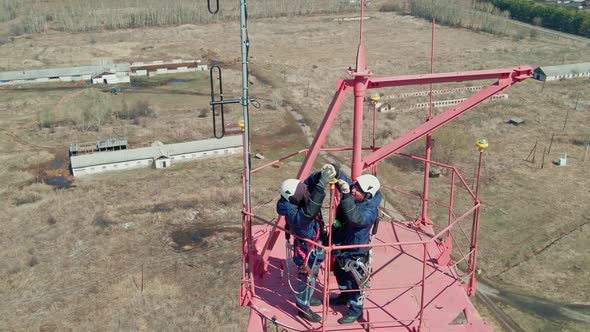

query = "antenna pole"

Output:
[[238, 0, 255, 301], [419, 17, 435, 226], [350, 0, 372, 179], [240, 0, 252, 215], [204, 0, 254, 305]]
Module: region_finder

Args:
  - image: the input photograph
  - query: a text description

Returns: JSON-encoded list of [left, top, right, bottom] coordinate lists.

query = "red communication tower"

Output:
[[221, 1, 533, 331]]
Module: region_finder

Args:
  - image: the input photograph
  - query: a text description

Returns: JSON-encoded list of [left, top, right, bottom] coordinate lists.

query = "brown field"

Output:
[[1, 1, 589, 331]]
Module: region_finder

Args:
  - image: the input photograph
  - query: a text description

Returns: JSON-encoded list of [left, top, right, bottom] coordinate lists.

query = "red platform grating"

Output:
[[248, 221, 492, 332]]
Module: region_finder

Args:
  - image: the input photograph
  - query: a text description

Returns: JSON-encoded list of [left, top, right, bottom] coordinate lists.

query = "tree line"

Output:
[[404, 0, 513, 37], [483, 0, 590, 37], [8, 0, 354, 34]]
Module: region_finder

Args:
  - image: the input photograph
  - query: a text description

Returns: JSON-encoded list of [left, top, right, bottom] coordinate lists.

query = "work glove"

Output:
[[318, 164, 337, 188], [333, 219, 342, 229], [325, 163, 340, 177], [337, 179, 350, 194]]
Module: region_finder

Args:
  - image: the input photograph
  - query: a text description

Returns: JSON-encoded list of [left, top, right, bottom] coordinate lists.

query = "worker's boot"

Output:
[[337, 313, 361, 324], [297, 306, 321, 323], [338, 303, 362, 324]]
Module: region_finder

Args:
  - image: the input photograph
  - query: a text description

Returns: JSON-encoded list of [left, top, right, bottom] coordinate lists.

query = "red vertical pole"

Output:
[[372, 102, 377, 176], [352, 77, 367, 180], [372, 103, 377, 150], [418, 243, 428, 331], [322, 184, 337, 332], [239, 126, 253, 305], [350, 0, 370, 180], [447, 171, 455, 238], [419, 18, 435, 226], [428, 17, 435, 120]]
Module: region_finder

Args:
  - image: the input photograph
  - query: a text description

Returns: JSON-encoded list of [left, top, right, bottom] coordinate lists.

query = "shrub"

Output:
[[47, 215, 57, 225], [379, 1, 406, 13], [198, 108, 209, 118], [0, 0, 18, 22], [93, 213, 114, 229], [13, 191, 42, 206], [27, 256, 39, 267], [79, 94, 113, 131], [117, 100, 157, 120], [9, 23, 24, 36]]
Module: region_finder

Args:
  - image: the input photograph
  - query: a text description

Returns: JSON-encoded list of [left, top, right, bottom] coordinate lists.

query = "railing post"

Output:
[[418, 243, 427, 331], [321, 183, 337, 331], [447, 170, 456, 238], [467, 139, 487, 296]]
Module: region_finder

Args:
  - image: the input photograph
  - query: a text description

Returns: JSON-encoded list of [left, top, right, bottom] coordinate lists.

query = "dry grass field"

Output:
[[1, 1, 589, 331]]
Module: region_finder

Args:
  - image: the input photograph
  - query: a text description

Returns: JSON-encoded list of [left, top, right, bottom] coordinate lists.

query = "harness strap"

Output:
[[293, 215, 323, 267]]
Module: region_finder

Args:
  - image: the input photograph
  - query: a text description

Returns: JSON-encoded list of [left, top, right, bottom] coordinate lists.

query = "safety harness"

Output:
[[336, 217, 380, 302], [285, 216, 325, 295]]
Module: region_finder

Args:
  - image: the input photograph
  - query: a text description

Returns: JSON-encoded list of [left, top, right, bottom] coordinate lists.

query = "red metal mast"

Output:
[[241, 1, 533, 331]]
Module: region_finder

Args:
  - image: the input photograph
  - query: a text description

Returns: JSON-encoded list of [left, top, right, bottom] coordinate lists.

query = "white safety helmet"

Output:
[[280, 179, 301, 201], [356, 174, 380, 198]]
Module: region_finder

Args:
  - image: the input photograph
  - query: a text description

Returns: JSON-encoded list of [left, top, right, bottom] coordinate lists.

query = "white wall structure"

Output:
[[533, 63, 590, 81], [92, 72, 131, 84], [379, 86, 485, 101], [91, 72, 131, 84], [70, 135, 242, 177], [0, 60, 208, 86], [154, 156, 172, 169], [129, 59, 208, 77], [379, 94, 508, 113], [0, 64, 130, 86]]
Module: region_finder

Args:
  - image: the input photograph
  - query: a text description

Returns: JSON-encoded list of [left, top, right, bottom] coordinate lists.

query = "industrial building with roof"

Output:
[[533, 63, 590, 81], [0, 64, 130, 86], [70, 135, 242, 177], [0, 59, 208, 86]]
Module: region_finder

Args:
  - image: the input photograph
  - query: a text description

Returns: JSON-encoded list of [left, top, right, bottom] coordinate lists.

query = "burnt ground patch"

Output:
[[167, 225, 241, 252], [26, 154, 75, 190]]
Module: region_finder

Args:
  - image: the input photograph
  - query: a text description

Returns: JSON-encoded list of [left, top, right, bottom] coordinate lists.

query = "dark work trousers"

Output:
[[334, 254, 367, 318], [294, 248, 325, 309]]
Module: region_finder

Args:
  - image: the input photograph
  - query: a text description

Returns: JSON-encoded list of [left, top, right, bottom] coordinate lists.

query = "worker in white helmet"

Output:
[[331, 174, 382, 324], [277, 164, 340, 323]]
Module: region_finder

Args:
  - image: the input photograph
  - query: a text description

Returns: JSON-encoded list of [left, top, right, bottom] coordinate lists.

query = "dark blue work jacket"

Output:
[[333, 173, 382, 256], [276, 170, 349, 242], [277, 173, 324, 242]]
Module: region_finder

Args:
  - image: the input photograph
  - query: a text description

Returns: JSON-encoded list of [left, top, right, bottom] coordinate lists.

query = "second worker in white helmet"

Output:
[[331, 173, 382, 324]]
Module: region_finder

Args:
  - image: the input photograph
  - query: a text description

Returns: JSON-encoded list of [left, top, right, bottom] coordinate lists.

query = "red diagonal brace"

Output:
[[363, 78, 516, 171], [365, 66, 532, 89], [253, 80, 351, 277], [297, 79, 352, 179]]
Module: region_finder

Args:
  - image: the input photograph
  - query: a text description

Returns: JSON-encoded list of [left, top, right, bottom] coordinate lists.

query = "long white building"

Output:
[[0, 59, 208, 86], [0, 64, 130, 86], [533, 63, 590, 81], [70, 136, 242, 177]]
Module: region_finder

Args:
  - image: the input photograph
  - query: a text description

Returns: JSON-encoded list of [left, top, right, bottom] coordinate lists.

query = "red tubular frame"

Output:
[[243, 5, 531, 327], [232, 0, 535, 328], [253, 66, 532, 276], [244, 149, 500, 330]]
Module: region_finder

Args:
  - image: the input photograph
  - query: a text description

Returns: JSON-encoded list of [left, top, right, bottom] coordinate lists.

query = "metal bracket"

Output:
[[209, 65, 261, 139], [343, 258, 371, 288], [207, 0, 219, 14]]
